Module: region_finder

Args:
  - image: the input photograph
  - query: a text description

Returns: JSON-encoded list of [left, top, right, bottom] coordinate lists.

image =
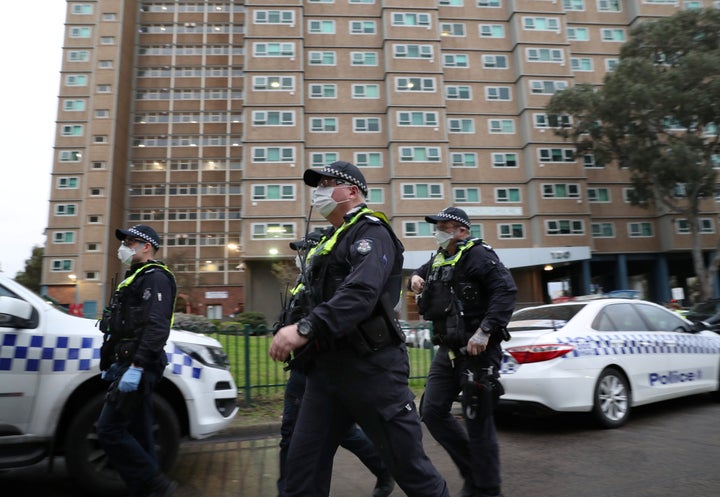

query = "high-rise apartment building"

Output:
[[43, 0, 720, 320]]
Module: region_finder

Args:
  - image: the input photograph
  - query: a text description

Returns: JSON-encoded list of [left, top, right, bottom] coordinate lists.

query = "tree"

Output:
[[15, 246, 43, 292], [547, 8, 720, 301]]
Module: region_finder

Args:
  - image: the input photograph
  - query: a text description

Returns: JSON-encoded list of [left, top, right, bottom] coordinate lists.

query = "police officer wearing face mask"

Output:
[[269, 161, 450, 497], [410, 208, 517, 497], [97, 224, 178, 497]]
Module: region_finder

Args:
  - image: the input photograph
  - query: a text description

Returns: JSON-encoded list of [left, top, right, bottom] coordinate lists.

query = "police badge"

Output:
[[355, 239, 373, 254]]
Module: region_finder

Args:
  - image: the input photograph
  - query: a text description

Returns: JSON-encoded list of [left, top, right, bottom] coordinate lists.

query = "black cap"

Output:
[[289, 231, 324, 251], [425, 207, 471, 229], [303, 161, 368, 196], [115, 224, 161, 249]]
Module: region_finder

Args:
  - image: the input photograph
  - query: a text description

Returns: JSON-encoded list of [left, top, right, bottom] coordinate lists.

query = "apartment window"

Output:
[[100, 36, 115, 45], [253, 42, 295, 57], [539, 148, 575, 162], [252, 147, 295, 163], [252, 185, 295, 200], [355, 152, 383, 168], [567, 27, 589, 41], [99, 60, 113, 69], [592, 223, 615, 238], [254, 10, 295, 25], [350, 21, 376, 34], [584, 154, 603, 168], [563, 0, 585, 10], [588, 188, 610, 202], [522, 17, 559, 31], [350, 0, 376, 3], [253, 76, 295, 91], [59, 150, 82, 162], [530, 80, 568, 94], [444, 54, 469, 68], [496, 188, 521, 202], [482, 55, 508, 69], [449, 119, 475, 133], [571, 58, 594, 71], [526, 48, 564, 63], [68, 50, 89, 62], [454, 188, 480, 203], [628, 222, 653, 237], [441, 23, 466, 36], [309, 84, 337, 98], [309, 51, 336, 65], [310, 118, 338, 132], [252, 111, 295, 126], [311, 152, 339, 168], [55, 204, 77, 216], [102, 13, 117, 21], [542, 184, 580, 198], [88, 215, 102, 224], [84, 271, 99, 281], [350, 51, 378, 65], [439, 0, 464, 4], [70, 27, 91, 38], [446, 85, 471, 99], [93, 109, 109, 119], [87, 243, 99, 252], [404, 221, 435, 238], [402, 183, 443, 199], [479, 24, 505, 37], [93, 135, 108, 144], [53, 231, 75, 243], [367, 188, 383, 203], [396, 77, 436, 92], [451, 153, 478, 168], [51, 260, 74, 272], [499, 224, 524, 239], [393, 44, 433, 59], [352, 84, 380, 98], [308, 20, 335, 33], [488, 119, 514, 134], [61, 125, 84, 136], [546, 220, 584, 235], [486, 86, 511, 101], [91, 161, 105, 170], [398, 111, 438, 126], [63, 99, 86, 111], [72, 4, 93, 14], [66, 75, 87, 86], [492, 153, 518, 168], [478, 0, 502, 6], [399, 147, 441, 162], [605, 59, 619, 71], [251, 223, 296, 239], [601, 29, 626, 42], [676, 218, 715, 234], [58, 177, 79, 189], [89, 187, 104, 197], [684, 1, 702, 9], [97, 84, 111, 93], [353, 118, 381, 132], [392, 12, 431, 26], [597, 0, 621, 12], [534, 113, 571, 128]]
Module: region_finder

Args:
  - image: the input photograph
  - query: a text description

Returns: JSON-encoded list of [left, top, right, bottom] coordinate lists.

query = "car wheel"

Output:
[[592, 367, 630, 429], [64, 392, 181, 496]]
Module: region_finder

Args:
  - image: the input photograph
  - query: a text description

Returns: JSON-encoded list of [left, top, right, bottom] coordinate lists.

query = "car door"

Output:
[[592, 302, 669, 404], [635, 302, 718, 397]]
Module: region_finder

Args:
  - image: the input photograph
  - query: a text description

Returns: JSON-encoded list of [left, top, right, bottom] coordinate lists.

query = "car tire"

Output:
[[64, 392, 181, 496], [591, 367, 631, 429]]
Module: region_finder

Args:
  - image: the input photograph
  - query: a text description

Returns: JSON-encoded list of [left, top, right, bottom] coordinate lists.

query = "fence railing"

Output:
[[199, 325, 436, 406]]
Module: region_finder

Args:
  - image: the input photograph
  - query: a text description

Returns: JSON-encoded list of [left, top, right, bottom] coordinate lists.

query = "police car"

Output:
[[499, 299, 720, 428], [0, 274, 238, 495]]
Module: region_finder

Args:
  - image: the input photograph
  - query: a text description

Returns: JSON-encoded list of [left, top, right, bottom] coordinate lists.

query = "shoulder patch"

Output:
[[355, 239, 373, 255]]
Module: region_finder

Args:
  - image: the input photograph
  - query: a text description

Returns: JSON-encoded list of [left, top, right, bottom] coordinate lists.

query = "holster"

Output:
[[106, 376, 140, 417], [346, 315, 395, 356]]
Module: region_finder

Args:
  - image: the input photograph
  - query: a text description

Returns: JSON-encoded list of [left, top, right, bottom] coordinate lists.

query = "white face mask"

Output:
[[434, 229, 456, 249], [312, 186, 350, 217], [117, 244, 137, 265]]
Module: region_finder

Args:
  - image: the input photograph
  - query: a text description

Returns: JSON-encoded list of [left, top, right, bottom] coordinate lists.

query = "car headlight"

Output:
[[175, 342, 230, 370]]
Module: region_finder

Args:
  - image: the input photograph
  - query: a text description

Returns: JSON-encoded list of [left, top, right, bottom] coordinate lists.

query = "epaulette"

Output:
[[363, 214, 382, 224]]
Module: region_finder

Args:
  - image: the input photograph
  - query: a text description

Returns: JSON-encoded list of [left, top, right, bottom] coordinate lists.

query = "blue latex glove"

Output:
[[118, 366, 143, 392]]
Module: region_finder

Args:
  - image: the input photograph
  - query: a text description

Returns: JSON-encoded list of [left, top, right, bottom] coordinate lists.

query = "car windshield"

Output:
[[509, 304, 586, 331], [690, 301, 719, 314]]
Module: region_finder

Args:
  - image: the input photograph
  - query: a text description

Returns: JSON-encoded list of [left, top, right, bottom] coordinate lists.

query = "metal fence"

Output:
[[202, 326, 436, 406]]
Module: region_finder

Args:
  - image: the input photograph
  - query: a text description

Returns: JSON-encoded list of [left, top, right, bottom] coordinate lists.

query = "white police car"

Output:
[[0, 274, 238, 495], [499, 299, 720, 428]]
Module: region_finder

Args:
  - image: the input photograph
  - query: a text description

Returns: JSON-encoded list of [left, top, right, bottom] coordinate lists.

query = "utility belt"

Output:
[[340, 313, 402, 356]]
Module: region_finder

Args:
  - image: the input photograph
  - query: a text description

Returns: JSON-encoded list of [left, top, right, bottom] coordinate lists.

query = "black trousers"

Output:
[[420, 344, 503, 491], [282, 345, 449, 497]]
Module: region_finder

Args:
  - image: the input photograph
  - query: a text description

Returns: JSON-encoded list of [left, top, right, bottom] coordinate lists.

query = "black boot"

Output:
[[372, 471, 395, 497], [143, 473, 178, 497], [457, 478, 475, 497]]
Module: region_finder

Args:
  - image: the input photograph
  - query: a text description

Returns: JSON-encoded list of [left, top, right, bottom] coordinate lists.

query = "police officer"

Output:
[[269, 161, 450, 497], [410, 208, 516, 497], [97, 224, 178, 497]]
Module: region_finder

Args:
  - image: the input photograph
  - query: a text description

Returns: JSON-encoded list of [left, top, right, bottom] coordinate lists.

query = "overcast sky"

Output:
[[0, 1, 66, 277]]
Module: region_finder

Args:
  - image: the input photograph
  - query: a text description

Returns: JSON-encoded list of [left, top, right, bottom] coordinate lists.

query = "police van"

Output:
[[0, 274, 238, 495]]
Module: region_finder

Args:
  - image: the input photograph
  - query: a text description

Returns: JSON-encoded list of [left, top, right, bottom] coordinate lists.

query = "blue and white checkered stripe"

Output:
[[557, 333, 720, 357], [0, 333, 204, 380]]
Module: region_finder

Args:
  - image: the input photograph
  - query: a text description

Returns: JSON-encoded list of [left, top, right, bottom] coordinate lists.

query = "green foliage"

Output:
[[233, 311, 267, 329], [547, 8, 720, 300], [14, 246, 43, 292], [172, 312, 218, 333]]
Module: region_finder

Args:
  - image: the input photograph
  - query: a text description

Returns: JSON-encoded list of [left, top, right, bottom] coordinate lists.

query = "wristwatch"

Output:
[[296, 318, 314, 339]]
